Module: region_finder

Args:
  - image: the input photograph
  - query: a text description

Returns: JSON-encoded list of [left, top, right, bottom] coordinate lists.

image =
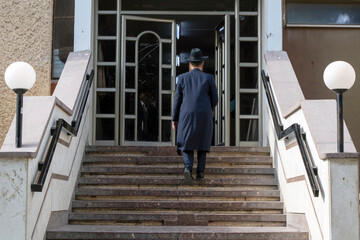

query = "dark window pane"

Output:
[[287, 4, 360, 25], [97, 66, 116, 88], [53, 0, 74, 79], [126, 67, 135, 89], [126, 41, 135, 63], [98, 15, 117, 36], [162, 43, 172, 64], [98, 40, 116, 62], [125, 93, 135, 115], [240, 0, 258, 11], [162, 68, 171, 90], [162, 120, 171, 142], [54, 18, 74, 48], [99, 0, 117, 10], [96, 92, 115, 114], [240, 42, 258, 62], [53, 48, 72, 78], [96, 118, 115, 140], [127, 20, 172, 39], [240, 94, 258, 115], [122, 0, 234, 11], [125, 119, 135, 141], [137, 33, 159, 142], [240, 67, 258, 89], [240, 16, 257, 37], [240, 119, 258, 141], [55, 0, 74, 17], [162, 94, 171, 116]]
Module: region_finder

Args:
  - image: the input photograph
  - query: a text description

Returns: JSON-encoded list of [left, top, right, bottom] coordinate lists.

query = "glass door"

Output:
[[214, 15, 230, 146], [120, 16, 176, 145], [215, 23, 225, 145]]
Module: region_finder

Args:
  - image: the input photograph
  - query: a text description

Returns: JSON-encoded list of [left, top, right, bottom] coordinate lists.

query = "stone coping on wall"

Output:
[[320, 152, 360, 160], [0, 51, 92, 158], [53, 50, 91, 115], [264, 51, 305, 118], [265, 51, 357, 160], [301, 100, 357, 159], [0, 96, 57, 158]]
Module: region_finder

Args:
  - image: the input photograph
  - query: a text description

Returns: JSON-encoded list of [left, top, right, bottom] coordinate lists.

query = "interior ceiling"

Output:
[[179, 15, 224, 36], [139, 15, 224, 36], [176, 15, 223, 60]]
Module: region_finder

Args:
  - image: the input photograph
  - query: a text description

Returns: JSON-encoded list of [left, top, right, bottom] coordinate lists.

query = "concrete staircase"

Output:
[[46, 146, 308, 240]]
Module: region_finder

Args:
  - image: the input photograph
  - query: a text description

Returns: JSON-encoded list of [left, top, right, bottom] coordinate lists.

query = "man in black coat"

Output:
[[172, 48, 218, 185]]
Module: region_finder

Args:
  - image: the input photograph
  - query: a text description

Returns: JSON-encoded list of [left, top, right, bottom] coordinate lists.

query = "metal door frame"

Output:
[[235, 0, 262, 146], [93, 0, 119, 146], [120, 15, 176, 146], [214, 15, 231, 146]]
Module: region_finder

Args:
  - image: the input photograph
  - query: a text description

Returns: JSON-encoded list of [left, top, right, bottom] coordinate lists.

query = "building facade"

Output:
[[0, 0, 53, 146], [1, 0, 359, 149], [1, 1, 360, 239], [283, 0, 360, 150]]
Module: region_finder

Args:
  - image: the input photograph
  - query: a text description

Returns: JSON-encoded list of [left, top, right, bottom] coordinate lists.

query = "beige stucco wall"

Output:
[[0, 0, 53, 146]]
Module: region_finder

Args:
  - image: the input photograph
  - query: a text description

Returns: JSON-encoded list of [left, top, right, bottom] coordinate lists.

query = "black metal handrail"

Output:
[[261, 70, 320, 197], [31, 70, 94, 192]]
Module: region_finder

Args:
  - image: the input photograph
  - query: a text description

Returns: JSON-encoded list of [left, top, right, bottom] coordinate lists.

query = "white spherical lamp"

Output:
[[323, 61, 355, 93], [4, 61, 36, 148], [323, 60, 356, 152], [5, 62, 36, 92]]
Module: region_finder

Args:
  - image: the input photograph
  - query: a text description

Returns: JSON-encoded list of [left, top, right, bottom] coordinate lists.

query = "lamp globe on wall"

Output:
[[323, 61, 356, 152], [4, 62, 36, 148]]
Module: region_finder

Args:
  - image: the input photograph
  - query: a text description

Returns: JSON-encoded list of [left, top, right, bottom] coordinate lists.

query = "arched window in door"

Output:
[[136, 32, 160, 141]]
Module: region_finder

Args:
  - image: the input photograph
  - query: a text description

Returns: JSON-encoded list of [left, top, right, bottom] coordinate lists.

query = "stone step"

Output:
[[46, 145, 309, 239], [68, 212, 287, 227], [83, 163, 271, 169], [80, 166, 275, 175], [75, 188, 280, 201], [47, 225, 308, 240], [72, 200, 283, 213], [85, 146, 271, 157], [83, 156, 273, 166], [77, 176, 278, 187]]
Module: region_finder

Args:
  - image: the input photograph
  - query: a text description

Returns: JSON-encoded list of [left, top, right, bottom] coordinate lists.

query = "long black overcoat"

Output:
[[173, 68, 218, 152]]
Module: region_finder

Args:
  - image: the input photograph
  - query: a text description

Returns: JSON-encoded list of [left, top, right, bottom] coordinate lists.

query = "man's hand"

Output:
[[172, 121, 178, 130]]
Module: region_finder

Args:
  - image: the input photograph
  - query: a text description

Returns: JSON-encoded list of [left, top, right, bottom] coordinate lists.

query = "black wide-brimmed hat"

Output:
[[185, 48, 208, 62]]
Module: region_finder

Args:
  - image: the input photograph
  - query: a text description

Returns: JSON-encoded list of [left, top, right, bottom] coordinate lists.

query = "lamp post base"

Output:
[[13, 89, 27, 148], [336, 92, 344, 153]]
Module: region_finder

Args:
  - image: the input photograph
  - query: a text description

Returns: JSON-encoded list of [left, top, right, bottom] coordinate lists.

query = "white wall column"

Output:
[[261, 0, 282, 146], [262, 0, 282, 53], [0, 158, 28, 240], [74, 0, 94, 145], [328, 156, 359, 240], [74, 0, 94, 51]]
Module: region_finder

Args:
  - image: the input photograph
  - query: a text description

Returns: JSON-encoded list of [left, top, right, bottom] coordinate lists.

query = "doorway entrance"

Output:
[[93, 0, 261, 146], [120, 15, 228, 146], [120, 16, 176, 145]]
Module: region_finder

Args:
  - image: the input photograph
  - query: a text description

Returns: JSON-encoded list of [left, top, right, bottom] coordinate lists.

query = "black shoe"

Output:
[[176, 148, 182, 156], [196, 172, 204, 180], [184, 170, 194, 185]]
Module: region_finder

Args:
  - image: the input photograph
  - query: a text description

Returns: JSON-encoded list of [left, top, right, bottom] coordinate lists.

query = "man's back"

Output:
[[177, 69, 216, 113]]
